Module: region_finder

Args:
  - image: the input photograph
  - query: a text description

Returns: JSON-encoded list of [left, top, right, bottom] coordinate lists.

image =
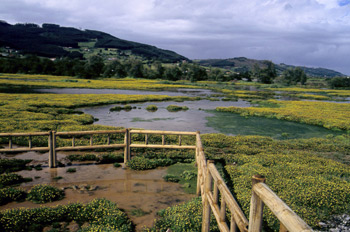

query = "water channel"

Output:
[[35, 87, 347, 139]]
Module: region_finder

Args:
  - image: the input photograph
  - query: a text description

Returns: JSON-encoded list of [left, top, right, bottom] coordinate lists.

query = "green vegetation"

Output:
[[145, 105, 158, 111], [66, 153, 124, 164], [328, 76, 350, 88], [0, 173, 31, 188], [113, 162, 122, 168], [66, 168, 76, 173], [277, 67, 307, 85], [145, 197, 219, 232], [0, 159, 32, 174], [163, 174, 180, 182], [206, 110, 345, 140], [166, 163, 198, 194], [130, 208, 150, 217], [196, 57, 345, 78], [0, 21, 186, 62], [0, 198, 132, 232], [0, 73, 196, 90], [0, 188, 27, 205], [27, 184, 65, 203], [99, 153, 124, 164], [217, 100, 350, 131], [110, 104, 132, 112], [166, 105, 189, 112], [67, 153, 99, 162], [126, 156, 174, 170]]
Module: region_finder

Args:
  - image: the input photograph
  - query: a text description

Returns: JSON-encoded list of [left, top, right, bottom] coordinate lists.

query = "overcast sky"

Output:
[[1, 0, 350, 74]]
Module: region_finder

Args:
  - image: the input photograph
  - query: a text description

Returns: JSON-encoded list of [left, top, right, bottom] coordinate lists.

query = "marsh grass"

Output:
[[166, 163, 197, 194]]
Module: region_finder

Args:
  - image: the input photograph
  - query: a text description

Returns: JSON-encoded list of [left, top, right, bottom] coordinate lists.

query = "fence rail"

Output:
[[0, 129, 313, 232]]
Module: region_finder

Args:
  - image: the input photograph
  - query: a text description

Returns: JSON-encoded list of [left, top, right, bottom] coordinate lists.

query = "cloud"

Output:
[[1, 0, 350, 74]]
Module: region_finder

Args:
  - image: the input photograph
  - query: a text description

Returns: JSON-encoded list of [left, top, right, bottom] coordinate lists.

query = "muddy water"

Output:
[[0, 151, 195, 231]]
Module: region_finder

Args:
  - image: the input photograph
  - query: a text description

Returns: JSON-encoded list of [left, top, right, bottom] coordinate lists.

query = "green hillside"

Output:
[[196, 57, 345, 78], [0, 21, 188, 62]]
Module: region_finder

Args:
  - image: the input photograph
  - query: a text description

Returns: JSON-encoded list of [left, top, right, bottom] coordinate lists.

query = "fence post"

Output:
[[202, 160, 214, 232], [49, 131, 57, 168], [248, 174, 266, 232], [196, 131, 201, 196], [9, 136, 12, 149], [124, 129, 130, 163]]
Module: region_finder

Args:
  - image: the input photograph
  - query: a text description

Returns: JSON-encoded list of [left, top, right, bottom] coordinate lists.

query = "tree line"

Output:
[[0, 55, 241, 82], [3, 55, 341, 87]]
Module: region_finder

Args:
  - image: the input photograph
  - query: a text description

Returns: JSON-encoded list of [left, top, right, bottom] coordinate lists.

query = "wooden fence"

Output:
[[0, 129, 313, 232]]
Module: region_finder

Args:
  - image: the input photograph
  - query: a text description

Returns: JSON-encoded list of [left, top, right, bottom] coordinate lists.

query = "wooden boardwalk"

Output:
[[0, 129, 313, 232]]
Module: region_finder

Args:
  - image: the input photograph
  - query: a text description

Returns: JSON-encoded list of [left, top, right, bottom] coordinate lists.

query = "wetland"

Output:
[[0, 74, 349, 231]]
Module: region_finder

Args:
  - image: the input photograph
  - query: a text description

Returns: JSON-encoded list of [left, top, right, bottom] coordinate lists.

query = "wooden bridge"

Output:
[[0, 129, 313, 232]]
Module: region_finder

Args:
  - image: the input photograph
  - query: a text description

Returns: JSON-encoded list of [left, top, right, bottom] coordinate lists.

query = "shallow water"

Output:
[[80, 99, 250, 133]]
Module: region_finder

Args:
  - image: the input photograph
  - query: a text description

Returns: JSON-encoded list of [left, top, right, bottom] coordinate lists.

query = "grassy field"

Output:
[[0, 73, 196, 90]]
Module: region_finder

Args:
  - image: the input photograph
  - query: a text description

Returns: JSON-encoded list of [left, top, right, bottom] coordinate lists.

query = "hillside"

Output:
[[196, 57, 345, 78], [0, 21, 188, 62]]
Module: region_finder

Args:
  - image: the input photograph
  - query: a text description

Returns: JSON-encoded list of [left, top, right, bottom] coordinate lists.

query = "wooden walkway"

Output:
[[0, 129, 313, 232]]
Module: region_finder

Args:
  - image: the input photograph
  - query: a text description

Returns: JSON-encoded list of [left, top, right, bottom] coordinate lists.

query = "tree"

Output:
[[103, 60, 126, 78], [280, 67, 308, 85], [256, 61, 277, 84], [328, 76, 350, 88], [83, 55, 105, 79], [153, 61, 165, 79], [209, 68, 225, 81]]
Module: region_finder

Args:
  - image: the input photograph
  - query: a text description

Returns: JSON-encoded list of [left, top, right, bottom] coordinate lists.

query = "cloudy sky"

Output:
[[1, 0, 350, 74]]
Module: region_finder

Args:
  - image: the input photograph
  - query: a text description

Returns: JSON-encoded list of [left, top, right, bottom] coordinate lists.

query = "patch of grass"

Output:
[[67, 154, 99, 162], [166, 163, 197, 194], [109, 104, 132, 112], [145, 197, 219, 231], [130, 208, 150, 217], [0, 173, 31, 188], [0, 187, 27, 205], [126, 156, 175, 170], [0, 198, 132, 231], [0, 159, 32, 174], [27, 184, 65, 203], [166, 105, 189, 112], [163, 174, 180, 182], [113, 163, 121, 168], [145, 105, 158, 111], [99, 153, 124, 164], [66, 168, 76, 173]]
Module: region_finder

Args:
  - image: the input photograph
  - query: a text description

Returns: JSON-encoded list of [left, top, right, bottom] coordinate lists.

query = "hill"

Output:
[[0, 21, 188, 63], [196, 57, 345, 78]]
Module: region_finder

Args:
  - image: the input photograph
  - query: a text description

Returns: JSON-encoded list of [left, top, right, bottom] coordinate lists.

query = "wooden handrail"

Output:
[[130, 129, 197, 135], [55, 129, 126, 136], [252, 181, 313, 232], [0, 132, 50, 137]]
